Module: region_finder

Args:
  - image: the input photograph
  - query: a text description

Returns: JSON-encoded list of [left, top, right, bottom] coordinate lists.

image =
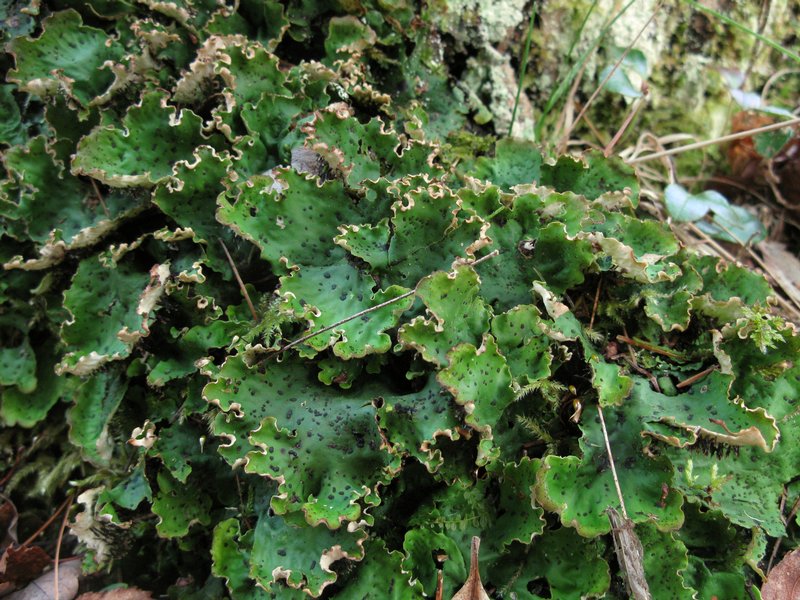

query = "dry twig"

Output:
[[53, 493, 74, 600], [627, 116, 800, 165], [274, 250, 500, 356], [219, 238, 259, 323]]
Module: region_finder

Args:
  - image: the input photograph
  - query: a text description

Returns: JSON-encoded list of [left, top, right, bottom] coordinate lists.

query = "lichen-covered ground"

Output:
[[1, 1, 800, 598]]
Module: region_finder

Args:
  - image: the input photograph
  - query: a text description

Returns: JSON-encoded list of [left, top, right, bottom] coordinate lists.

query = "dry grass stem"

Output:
[[53, 493, 74, 600], [676, 366, 718, 389], [597, 404, 627, 517], [219, 238, 259, 323], [275, 250, 501, 355], [627, 116, 800, 164], [604, 92, 647, 157], [560, 3, 661, 146]]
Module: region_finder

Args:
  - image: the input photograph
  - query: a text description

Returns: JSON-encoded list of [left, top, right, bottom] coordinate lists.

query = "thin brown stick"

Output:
[[581, 112, 610, 147], [597, 404, 628, 518], [767, 493, 800, 574], [219, 238, 259, 323], [743, 0, 771, 81], [0, 450, 23, 487], [676, 365, 717, 389], [588, 276, 602, 331], [53, 493, 74, 600], [275, 250, 501, 355], [277, 288, 416, 354], [21, 495, 73, 547], [557, 62, 591, 154], [57, 556, 82, 563], [616, 334, 685, 360], [762, 68, 800, 99], [604, 88, 648, 157], [627, 116, 800, 164], [560, 3, 661, 144], [621, 355, 661, 393], [89, 178, 111, 218]]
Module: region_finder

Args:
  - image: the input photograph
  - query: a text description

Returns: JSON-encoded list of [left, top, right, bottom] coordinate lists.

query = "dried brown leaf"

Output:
[[763, 547, 800, 600], [759, 241, 800, 317], [6, 559, 80, 600], [1, 498, 19, 552], [451, 537, 490, 600], [607, 508, 651, 600], [0, 545, 52, 587]]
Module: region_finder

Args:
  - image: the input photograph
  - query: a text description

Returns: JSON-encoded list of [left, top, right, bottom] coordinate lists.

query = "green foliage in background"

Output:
[[1, 1, 798, 598]]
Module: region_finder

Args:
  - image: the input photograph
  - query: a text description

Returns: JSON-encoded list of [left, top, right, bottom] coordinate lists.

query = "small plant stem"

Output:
[[557, 62, 591, 154], [676, 365, 717, 389], [581, 112, 610, 147], [627, 115, 800, 164], [616, 334, 685, 360], [53, 492, 74, 600], [684, 0, 800, 65], [509, 2, 537, 138], [89, 178, 111, 218], [21, 495, 73, 547], [743, 0, 772, 80], [277, 290, 415, 354], [459, 250, 501, 267], [219, 238, 259, 323], [623, 356, 661, 392], [604, 90, 647, 157], [767, 493, 800, 573], [536, 0, 637, 140], [566, 0, 599, 61], [588, 275, 602, 331], [487, 205, 509, 220], [597, 404, 628, 518], [762, 68, 800, 100], [275, 251, 500, 355], [0, 451, 23, 487], [561, 3, 661, 145]]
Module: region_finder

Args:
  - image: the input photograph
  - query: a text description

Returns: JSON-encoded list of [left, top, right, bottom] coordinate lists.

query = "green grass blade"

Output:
[[684, 0, 800, 64], [566, 0, 600, 60], [508, 3, 538, 138], [535, 0, 638, 141]]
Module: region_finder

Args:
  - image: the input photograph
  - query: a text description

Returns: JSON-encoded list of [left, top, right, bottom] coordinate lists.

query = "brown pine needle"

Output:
[[604, 88, 647, 157], [89, 178, 111, 218], [0, 452, 23, 487], [588, 275, 602, 331], [767, 494, 800, 574], [275, 250, 500, 355], [676, 365, 717, 389], [627, 116, 800, 164], [53, 493, 74, 600], [219, 238, 259, 323], [21, 495, 73, 547]]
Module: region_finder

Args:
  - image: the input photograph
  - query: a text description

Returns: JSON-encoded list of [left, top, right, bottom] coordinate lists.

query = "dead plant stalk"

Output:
[[627, 116, 800, 165]]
